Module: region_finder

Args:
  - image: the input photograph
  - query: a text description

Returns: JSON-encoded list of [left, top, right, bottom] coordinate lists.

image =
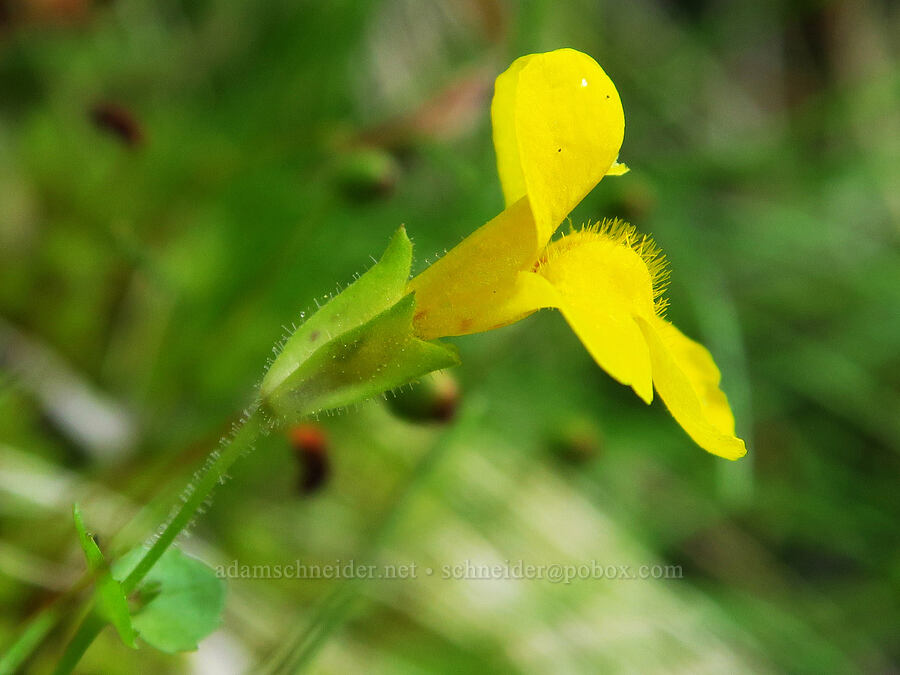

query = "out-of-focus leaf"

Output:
[[113, 547, 225, 654]]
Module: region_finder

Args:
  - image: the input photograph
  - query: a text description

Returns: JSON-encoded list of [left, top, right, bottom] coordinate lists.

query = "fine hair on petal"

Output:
[[537, 218, 671, 315]]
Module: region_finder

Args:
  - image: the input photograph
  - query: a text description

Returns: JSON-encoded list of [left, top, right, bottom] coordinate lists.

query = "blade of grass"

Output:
[[256, 398, 484, 675]]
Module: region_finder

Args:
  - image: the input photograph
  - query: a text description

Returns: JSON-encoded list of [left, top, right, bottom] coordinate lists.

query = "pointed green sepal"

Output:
[[262, 227, 414, 400], [72, 504, 137, 648], [260, 228, 459, 425], [263, 293, 460, 424]]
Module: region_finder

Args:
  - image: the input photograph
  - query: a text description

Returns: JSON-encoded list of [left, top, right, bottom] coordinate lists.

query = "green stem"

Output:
[[51, 407, 265, 673], [52, 612, 104, 675], [0, 606, 60, 675], [122, 408, 264, 594], [0, 569, 95, 673]]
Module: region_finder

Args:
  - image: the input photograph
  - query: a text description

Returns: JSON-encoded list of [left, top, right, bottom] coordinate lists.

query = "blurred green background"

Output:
[[1, 0, 898, 672]]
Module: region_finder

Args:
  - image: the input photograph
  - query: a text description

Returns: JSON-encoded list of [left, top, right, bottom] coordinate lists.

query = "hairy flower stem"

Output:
[[122, 407, 264, 594], [52, 407, 266, 674]]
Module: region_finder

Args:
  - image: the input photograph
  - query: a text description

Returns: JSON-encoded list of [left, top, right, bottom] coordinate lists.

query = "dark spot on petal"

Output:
[[309, 330, 320, 342]]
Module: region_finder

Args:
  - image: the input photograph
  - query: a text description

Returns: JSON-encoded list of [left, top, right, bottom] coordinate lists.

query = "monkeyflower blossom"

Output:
[[409, 49, 746, 459], [262, 48, 746, 460]]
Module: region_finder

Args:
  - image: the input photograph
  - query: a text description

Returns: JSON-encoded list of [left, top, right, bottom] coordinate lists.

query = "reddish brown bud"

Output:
[[289, 423, 330, 495], [90, 102, 143, 148]]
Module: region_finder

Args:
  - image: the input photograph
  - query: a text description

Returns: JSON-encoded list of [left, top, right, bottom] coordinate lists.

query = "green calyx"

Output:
[[260, 227, 460, 425]]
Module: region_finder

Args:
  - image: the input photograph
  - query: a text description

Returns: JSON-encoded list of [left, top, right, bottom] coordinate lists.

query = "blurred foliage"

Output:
[[1, 0, 898, 672]]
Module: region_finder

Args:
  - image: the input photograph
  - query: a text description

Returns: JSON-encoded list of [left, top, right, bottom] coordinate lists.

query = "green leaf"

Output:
[[113, 547, 226, 653], [72, 504, 136, 648], [264, 293, 460, 423], [261, 226, 414, 400]]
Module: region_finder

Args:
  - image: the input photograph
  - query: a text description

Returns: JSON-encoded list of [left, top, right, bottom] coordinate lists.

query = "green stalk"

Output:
[[51, 407, 266, 674], [122, 408, 264, 594], [0, 567, 96, 673], [0, 606, 60, 675], [52, 613, 104, 675]]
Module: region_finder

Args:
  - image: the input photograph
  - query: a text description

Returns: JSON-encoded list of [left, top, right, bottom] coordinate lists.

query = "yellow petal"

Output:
[[491, 49, 625, 243], [637, 316, 747, 459], [409, 197, 551, 340], [606, 161, 629, 176], [492, 54, 535, 208], [535, 230, 656, 403], [410, 51, 627, 342]]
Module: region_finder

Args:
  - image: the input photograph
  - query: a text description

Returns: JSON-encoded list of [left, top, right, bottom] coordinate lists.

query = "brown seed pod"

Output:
[[90, 102, 143, 148], [289, 423, 330, 495]]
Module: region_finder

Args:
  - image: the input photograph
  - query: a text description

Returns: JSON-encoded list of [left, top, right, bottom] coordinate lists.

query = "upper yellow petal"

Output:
[[492, 54, 536, 208], [491, 48, 626, 243], [410, 50, 627, 342], [637, 315, 747, 459]]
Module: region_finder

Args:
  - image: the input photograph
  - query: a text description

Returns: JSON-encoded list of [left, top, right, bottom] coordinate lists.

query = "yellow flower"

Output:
[[409, 48, 746, 460]]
